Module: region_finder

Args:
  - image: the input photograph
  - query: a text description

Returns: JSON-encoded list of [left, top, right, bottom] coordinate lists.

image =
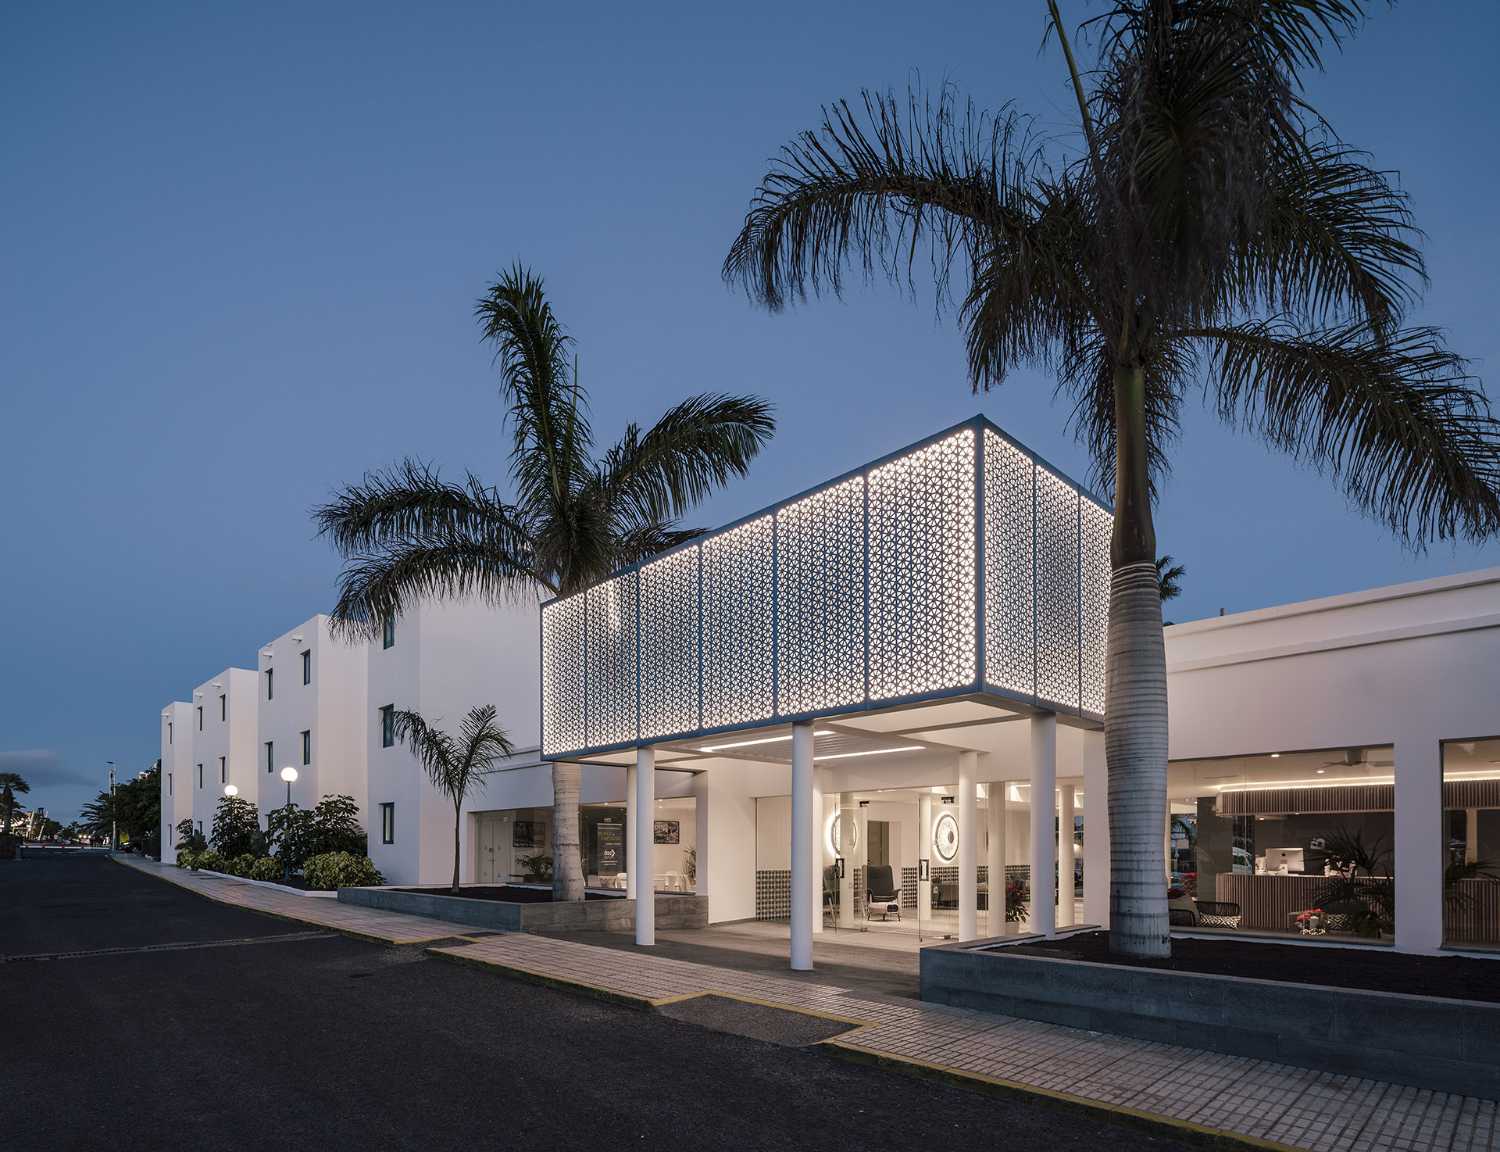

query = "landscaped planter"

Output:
[[920, 938, 1500, 1097], [337, 885, 708, 933]]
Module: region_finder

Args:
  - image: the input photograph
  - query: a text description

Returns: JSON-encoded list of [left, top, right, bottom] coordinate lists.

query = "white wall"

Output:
[[188, 668, 258, 841], [159, 701, 193, 862]]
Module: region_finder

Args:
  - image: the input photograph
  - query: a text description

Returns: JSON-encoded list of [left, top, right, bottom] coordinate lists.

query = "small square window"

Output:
[[382, 616, 395, 649], [380, 705, 395, 748], [219, 694, 226, 721], [380, 802, 395, 844], [219, 756, 226, 784], [265, 741, 274, 774], [265, 668, 274, 701], [301, 729, 311, 766], [301, 649, 311, 685]]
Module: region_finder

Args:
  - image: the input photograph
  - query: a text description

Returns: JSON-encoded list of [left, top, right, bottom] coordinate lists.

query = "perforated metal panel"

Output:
[[982, 430, 1036, 699], [538, 416, 1113, 757], [540, 594, 586, 756], [1034, 466, 1081, 709], [1079, 500, 1112, 716], [639, 546, 701, 740], [701, 515, 775, 729], [868, 429, 976, 700], [776, 475, 866, 716], [584, 573, 638, 748]]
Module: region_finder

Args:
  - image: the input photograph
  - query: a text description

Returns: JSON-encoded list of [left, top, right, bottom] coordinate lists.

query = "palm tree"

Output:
[[1155, 556, 1185, 602], [0, 772, 29, 836], [723, 2, 1500, 957], [391, 705, 516, 894], [316, 265, 776, 900]]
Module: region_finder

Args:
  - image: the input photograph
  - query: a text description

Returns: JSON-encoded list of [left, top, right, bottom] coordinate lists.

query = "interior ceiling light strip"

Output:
[[698, 729, 833, 753], [1215, 770, 1500, 792], [814, 745, 925, 762]]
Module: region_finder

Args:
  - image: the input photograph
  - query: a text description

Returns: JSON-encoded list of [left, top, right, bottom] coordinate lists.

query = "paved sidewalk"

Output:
[[431, 932, 1499, 1152], [114, 856, 478, 944]]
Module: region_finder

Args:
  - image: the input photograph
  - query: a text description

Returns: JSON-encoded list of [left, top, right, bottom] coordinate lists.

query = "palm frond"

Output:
[[313, 460, 528, 557], [457, 704, 516, 779], [1195, 318, 1500, 543], [328, 533, 542, 640], [601, 394, 776, 528], [391, 709, 459, 794], [724, 86, 1049, 315], [476, 265, 591, 516]]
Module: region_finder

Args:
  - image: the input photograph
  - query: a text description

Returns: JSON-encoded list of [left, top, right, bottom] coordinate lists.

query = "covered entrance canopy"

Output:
[[540, 416, 1113, 968]]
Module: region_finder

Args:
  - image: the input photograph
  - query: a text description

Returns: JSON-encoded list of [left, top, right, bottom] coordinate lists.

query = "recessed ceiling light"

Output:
[[698, 730, 833, 753], [1270, 753, 1281, 759], [815, 745, 923, 762]]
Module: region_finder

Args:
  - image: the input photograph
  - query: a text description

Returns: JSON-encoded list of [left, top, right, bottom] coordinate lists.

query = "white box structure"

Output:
[[366, 595, 542, 885], [541, 418, 1113, 759], [188, 668, 259, 837], [254, 615, 369, 823], [159, 701, 194, 863]]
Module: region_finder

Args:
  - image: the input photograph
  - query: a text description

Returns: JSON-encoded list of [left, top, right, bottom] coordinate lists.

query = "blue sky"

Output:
[[3, 2, 1496, 822]]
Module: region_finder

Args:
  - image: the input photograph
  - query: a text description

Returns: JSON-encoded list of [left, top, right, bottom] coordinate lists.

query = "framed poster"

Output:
[[653, 820, 680, 845], [596, 821, 625, 874]]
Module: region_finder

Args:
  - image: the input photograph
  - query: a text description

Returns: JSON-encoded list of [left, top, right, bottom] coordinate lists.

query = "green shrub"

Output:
[[226, 853, 258, 878], [210, 797, 266, 859], [194, 849, 225, 873], [248, 857, 281, 882], [303, 851, 383, 891], [176, 849, 199, 870]]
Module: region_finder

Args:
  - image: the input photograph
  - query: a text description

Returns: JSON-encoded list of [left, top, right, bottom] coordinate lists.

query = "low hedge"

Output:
[[303, 851, 383, 891], [248, 857, 281, 882]]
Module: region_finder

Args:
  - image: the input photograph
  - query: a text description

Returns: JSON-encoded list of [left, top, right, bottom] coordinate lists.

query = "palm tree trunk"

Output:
[[452, 802, 462, 895], [551, 760, 585, 901], [1107, 361, 1171, 958]]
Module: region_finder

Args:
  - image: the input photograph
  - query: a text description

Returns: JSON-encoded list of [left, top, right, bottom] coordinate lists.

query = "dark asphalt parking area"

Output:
[[2, 856, 1195, 1152]]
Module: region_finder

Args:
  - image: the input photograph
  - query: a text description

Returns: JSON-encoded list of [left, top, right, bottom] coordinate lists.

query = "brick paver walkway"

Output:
[[431, 932, 1499, 1152], [116, 856, 478, 944]]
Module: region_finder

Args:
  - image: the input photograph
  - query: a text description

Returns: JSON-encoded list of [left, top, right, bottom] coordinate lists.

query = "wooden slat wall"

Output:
[[1446, 879, 1500, 946], [1214, 873, 1500, 944], [1216, 779, 1500, 817]]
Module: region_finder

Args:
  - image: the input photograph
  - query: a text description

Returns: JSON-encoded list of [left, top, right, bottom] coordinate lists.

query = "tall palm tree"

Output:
[[392, 705, 515, 895], [724, 1, 1500, 956], [1155, 556, 1185, 602], [316, 265, 776, 901], [0, 772, 29, 835]]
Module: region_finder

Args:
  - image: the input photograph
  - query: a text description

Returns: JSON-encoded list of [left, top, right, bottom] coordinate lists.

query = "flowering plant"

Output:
[[1294, 907, 1323, 924]]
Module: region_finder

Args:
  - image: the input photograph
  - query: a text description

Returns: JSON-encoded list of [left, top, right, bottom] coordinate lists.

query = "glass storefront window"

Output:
[[1441, 737, 1500, 948], [1171, 746, 1396, 941]]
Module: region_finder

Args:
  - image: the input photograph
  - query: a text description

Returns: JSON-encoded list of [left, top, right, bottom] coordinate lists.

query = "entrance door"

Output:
[[476, 814, 499, 884]]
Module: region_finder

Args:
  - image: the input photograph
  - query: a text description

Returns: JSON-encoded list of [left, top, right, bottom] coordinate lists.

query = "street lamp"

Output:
[[280, 765, 298, 807], [106, 761, 116, 853], [223, 784, 239, 798]]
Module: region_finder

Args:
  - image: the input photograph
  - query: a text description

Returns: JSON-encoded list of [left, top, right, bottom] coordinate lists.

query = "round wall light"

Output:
[[933, 811, 959, 863]]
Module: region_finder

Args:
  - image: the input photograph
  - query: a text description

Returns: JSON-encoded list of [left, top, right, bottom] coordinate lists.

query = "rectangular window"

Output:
[[301, 649, 311, 685], [197, 706, 203, 731], [197, 763, 203, 789], [380, 802, 395, 844], [265, 741, 274, 774], [168, 722, 173, 745], [380, 704, 395, 748], [265, 668, 274, 700], [219, 756, 226, 784], [219, 694, 226, 721], [168, 772, 173, 797], [382, 616, 395, 649], [301, 729, 311, 766], [196, 820, 203, 836]]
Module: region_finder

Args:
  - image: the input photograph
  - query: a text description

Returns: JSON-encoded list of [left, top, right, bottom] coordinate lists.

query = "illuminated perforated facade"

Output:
[[540, 417, 1112, 758]]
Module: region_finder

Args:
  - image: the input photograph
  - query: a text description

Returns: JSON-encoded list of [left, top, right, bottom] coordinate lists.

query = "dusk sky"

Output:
[[3, 1, 1496, 822]]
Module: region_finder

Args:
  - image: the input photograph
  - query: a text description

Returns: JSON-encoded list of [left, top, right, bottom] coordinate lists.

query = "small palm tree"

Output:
[[1155, 556, 1185, 603], [392, 705, 515, 895], [316, 265, 775, 900], [723, 1, 1500, 957], [1, 772, 30, 835]]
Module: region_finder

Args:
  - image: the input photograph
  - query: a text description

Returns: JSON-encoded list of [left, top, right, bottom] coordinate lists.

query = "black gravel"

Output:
[[5, 856, 1197, 1152], [1008, 930, 1500, 1002]]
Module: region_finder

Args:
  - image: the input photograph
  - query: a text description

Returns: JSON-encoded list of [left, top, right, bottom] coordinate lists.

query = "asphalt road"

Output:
[[2, 856, 1194, 1152]]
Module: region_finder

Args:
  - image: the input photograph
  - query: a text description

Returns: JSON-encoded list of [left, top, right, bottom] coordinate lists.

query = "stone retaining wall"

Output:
[[338, 886, 708, 933], [921, 940, 1500, 1098]]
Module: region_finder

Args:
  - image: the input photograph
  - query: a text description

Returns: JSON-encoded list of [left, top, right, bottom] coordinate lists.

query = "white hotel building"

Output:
[[162, 416, 1500, 962]]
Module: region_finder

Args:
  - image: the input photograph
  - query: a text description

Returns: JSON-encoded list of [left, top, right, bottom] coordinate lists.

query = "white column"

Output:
[[1395, 731, 1442, 954], [1057, 781, 1076, 928], [918, 793, 933, 924], [789, 722, 815, 970], [1030, 713, 1058, 938], [1081, 728, 1109, 928], [692, 771, 709, 897], [812, 769, 828, 935], [986, 781, 1006, 933], [838, 791, 856, 928], [958, 752, 978, 941], [625, 764, 637, 899], [634, 747, 655, 946]]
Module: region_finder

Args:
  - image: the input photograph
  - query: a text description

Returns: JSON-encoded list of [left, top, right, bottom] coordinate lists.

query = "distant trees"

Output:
[[80, 763, 161, 855], [1, 772, 29, 835]]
